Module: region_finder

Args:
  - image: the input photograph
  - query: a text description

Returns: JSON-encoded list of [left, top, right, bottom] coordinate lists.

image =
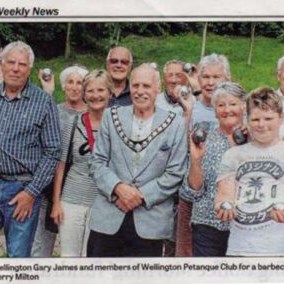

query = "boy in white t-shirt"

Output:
[[215, 87, 284, 256]]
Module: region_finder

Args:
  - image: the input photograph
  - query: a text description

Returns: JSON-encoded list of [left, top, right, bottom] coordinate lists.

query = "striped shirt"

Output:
[[0, 80, 61, 197], [61, 114, 98, 207]]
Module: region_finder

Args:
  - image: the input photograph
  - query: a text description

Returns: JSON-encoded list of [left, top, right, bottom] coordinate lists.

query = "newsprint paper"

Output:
[[0, 0, 284, 283]]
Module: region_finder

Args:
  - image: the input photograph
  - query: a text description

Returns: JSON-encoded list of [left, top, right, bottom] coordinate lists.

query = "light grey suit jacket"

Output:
[[89, 105, 187, 239]]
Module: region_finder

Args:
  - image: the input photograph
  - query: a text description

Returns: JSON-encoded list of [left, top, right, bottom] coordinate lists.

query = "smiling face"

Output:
[[1, 48, 31, 93], [163, 63, 187, 99], [130, 65, 160, 115], [215, 94, 245, 131], [84, 79, 111, 112], [198, 64, 228, 105], [106, 47, 132, 83], [248, 108, 282, 147], [64, 73, 84, 104]]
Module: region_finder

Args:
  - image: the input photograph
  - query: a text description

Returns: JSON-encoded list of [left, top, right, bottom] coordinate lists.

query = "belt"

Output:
[[0, 173, 32, 182]]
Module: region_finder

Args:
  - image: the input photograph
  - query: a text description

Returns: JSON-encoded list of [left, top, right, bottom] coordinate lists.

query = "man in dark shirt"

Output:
[[0, 41, 61, 257], [106, 46, 133, 107]]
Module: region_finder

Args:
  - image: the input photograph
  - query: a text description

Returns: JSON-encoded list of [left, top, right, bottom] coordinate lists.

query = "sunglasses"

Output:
[[108, 58, 130, 66]]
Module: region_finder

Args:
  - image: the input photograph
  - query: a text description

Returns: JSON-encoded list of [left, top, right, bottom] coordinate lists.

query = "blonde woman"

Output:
[[51, 70, 114, 256]]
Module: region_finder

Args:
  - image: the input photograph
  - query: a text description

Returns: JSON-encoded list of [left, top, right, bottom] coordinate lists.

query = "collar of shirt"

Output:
[[117, 79, 130, 99], [108, 80, 131, 107], [0, 80, 31, 101]]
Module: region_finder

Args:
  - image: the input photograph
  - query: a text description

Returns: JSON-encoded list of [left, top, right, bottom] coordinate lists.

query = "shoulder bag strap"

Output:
[[62, 114, 79, 189], [82, 112, 95, 152], [65, 114, 79, 164]]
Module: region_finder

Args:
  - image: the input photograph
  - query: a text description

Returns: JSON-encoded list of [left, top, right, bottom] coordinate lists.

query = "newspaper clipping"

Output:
[[0, 0, 284, 283]]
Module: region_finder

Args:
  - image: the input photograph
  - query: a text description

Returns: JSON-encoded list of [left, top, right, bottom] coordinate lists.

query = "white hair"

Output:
[[2, 41, 35, 67], [106, 46, 133, 64], [59, 65, 89, 90], [198, 53, 231, 80], [130, 63, 161, 87], [211, 81, 246, 108], [163, 60, 185, 73]]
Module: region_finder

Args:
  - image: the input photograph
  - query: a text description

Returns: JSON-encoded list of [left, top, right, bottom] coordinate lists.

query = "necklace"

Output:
[[111, 106, 176, 153]]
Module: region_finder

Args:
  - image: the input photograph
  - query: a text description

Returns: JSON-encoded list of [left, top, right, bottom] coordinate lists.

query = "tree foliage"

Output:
[[0, 22, 283, 59]]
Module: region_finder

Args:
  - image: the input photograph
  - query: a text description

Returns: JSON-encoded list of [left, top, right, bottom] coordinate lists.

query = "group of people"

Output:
[[0, 39, 284, 258]]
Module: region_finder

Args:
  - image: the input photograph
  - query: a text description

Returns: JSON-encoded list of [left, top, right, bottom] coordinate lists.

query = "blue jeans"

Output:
[[192, 224, 229, 257], [0, 180, 41, 257]]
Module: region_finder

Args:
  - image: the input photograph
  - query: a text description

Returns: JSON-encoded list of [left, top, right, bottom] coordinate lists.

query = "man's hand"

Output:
[[114, 183, 144, 213], [8, 191, 35, 222]]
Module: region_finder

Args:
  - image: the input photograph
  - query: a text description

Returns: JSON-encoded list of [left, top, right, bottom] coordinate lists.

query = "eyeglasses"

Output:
[[108, 58, 130, 66]]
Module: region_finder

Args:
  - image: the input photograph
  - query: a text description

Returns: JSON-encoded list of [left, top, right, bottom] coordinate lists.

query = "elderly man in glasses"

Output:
[[106, 46, 133, 107]]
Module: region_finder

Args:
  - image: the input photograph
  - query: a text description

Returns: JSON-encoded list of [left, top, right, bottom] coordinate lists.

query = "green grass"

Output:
[[32, 54, 105, 103], [31, 32, 284, 102]]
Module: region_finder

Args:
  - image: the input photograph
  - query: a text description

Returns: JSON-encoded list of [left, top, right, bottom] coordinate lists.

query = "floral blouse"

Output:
[[179, 129, 231, 231]]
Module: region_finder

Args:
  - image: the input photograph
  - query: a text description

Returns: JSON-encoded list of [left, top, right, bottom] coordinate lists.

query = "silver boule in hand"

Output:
[[183, 63, 193, 73], [220, 201, 233, 210], [180, 85, 190, 99], [42, 68, 52, 81]]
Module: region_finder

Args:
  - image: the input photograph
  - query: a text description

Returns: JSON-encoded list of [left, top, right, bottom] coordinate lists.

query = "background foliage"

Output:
[[1, 22, 284, 58], [1, 22, 284, 102]]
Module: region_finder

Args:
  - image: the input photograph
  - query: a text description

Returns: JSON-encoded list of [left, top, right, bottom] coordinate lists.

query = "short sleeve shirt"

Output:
[[218, 142, 284, 256]]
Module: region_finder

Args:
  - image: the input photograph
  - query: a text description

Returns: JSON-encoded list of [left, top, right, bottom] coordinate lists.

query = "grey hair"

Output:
[[2, 41, 35, 67], [106, 46, 133, 64], [198, 53, 231, 80], [130, 63, 161, 87], [59, 65, 89, 90], [211, 81, 246, 108], [277, 55, 284, 73], [163, 60, 185, 73]]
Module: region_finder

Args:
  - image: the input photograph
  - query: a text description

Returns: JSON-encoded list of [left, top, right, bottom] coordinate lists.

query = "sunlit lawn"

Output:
[[31, 32, 284, 102]]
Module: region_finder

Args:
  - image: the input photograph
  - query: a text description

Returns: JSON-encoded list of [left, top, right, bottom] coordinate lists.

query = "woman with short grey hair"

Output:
[[32, 65, 89, 257], [179, 81, 247, 256]]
